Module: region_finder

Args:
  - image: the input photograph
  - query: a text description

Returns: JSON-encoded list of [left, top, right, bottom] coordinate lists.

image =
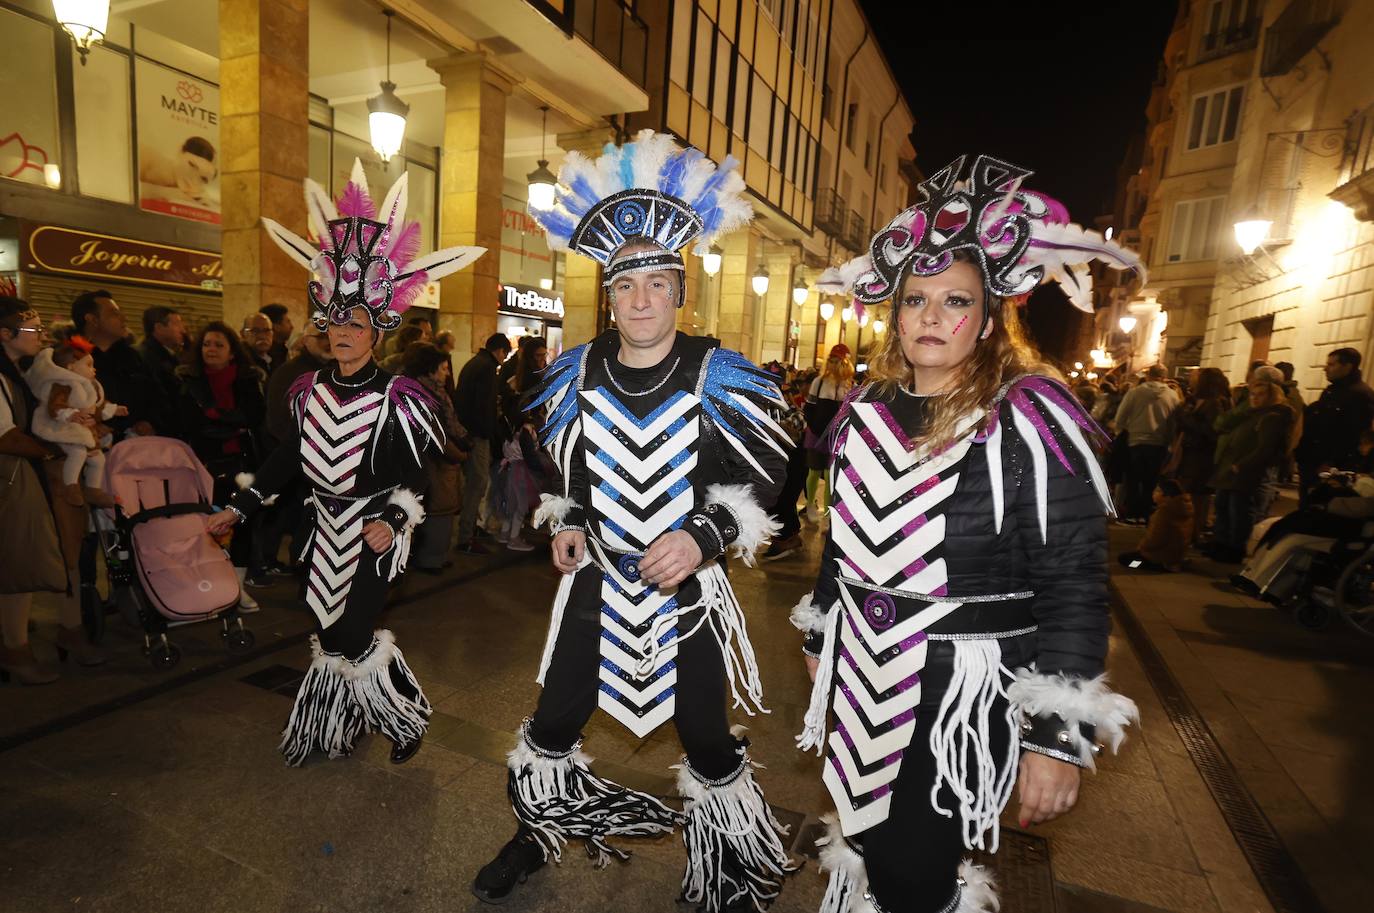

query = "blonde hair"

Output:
[[822, 355, 855, 387], [867, 265, 1058, 453]]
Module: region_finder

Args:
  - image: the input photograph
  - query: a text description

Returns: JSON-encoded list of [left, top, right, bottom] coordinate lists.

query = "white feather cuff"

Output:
[[234, 472, 277, 506], [533, 493, 581, 530], [386, 487, 425, 531], [955, 860, 998, 913], [1007, 668, 1139, 768], [703, 482, 780, 567], [789, 594, 828, 634]]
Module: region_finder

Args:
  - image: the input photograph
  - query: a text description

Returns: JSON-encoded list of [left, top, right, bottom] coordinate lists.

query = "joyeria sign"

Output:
[[24, 224, 223, 291]]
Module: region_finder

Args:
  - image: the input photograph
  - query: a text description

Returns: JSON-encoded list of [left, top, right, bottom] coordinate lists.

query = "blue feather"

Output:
[[565, 173, 599, 215], [618, 145, 636, 191], [698, 347, 787, 447], [658, 149, 693, 197], [691, 157, 736, 207], [533, 207, 576, 245], [527, 344, 588, 444]]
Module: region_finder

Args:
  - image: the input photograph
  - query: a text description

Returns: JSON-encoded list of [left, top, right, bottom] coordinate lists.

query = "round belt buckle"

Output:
[[617, 553, 642, 582], [862, 592, 897, 630]]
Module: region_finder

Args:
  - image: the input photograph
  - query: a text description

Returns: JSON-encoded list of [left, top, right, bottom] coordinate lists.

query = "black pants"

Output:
[[770, 443, 809, 540], [858, 636, 1033, 913], [1126, 444, 1168, 520], [529, 563, 741, 780]]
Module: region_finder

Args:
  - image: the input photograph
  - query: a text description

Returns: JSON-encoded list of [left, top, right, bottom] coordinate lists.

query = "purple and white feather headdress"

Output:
[[262, 160, 486, 332], [818, 154, 1144, 314]]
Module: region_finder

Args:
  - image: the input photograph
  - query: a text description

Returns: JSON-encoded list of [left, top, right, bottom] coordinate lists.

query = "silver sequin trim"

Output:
[[927, 625, 1038, 641], [1019, 741, 1088, 768], [843, 577, 1035, 604]]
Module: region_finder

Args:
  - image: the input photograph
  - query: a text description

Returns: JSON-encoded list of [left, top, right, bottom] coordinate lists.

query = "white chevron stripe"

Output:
[[301, 442, 365, 486], [824, 764, 892, 837], [314, 387, 383, 418], [836, 582, 963, 653], [302, 461, 348, 494], [591, 487, 694, 545], [301, 422, 372, 463], [853, 403, 915, 467], [603, 588, 674, 627], [582, 389, 698, 447], [831, 683, 918, 765], [839, 620, 930, 693], [831, 510, 946, 584], [305, 394, 382, 438], [599, 664, 677, 704], [306, 587, 348, 629], [833, 470, 960, 543], [587, 451, 697, 505], [601, 613, 667, 653], [583, 417, 699, 480], [600, 632, 678, 674], [826, 730, 902, 796], [601, 692, 675, 738]]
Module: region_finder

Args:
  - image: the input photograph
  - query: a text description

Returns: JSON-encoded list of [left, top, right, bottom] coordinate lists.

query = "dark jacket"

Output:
[[175, 363, 267, 477], [1211, 401, 1295, 491], [1298, 370, 1374, 471], [137, 337, 184, 434], [94, 337, 170, 435], [455, 349, 501, 440], [1174, 396, 1229, 491], [263, 350, 330, 446]]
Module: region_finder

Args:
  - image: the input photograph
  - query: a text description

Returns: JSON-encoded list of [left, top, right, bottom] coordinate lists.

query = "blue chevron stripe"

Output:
[[591, 387, 691, 429], [599, 681, 674, 709]]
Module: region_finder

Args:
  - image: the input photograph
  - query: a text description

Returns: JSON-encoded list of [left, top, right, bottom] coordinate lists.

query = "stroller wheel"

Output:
[[223, 625, 256, 654], [149, 641, 182, 670], [1335, 546, 1374, 637], [1295, 599, 1331, 631]]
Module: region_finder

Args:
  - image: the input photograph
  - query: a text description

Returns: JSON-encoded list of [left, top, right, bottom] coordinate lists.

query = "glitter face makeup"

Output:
[[952, 315, 968, 335]]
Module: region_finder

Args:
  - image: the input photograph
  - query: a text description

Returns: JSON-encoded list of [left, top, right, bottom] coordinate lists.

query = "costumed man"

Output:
[[789, 155, 1141, 913], [206, 162, 484, 766], [471, 131, 797, 912]]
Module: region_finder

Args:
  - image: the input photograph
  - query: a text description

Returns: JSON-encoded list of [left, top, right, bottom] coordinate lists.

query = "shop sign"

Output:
[[135, 59, 221, 225], [499, 283, 564, 320], [24, 225, 223, 292]]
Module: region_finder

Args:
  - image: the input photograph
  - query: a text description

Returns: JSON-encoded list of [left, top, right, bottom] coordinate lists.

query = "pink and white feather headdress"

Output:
[[262, 160, 485, 332]]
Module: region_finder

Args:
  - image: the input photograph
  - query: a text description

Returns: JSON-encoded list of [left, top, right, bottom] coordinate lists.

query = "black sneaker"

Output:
[[472, 829, 547, 904], [760, 534, 802, 562], [243, 572, 275, 589]]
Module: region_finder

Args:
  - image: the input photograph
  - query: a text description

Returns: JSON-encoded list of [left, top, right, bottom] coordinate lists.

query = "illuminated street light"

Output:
[[1118, 316, 1138, 333], [526, 106, 556, 210], [751, 263, 770, 296], [53, 0, 107, 65], [1234, 212, 1273, 256], [819, 300, 835, 321], [702, 244, 723, 277], [367, 12, 409, 163]]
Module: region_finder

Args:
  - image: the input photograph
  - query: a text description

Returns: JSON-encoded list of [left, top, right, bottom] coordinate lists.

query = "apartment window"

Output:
[[759, 0, 783, 23], [669, 0, 691, 86], [1186, 85, 1244, 150], [780, 0, 797, 48], [864, 115, 877, 171], [713, 35, 732, 117], [845, 101, 859, 152], [749, 72, 771, 151], [691, 11, 712, 105], [878, 160, 887, 192], [732, 56, 749, 133], [1167, 196, 1227, 262], [1201, 0, 1258, 54]]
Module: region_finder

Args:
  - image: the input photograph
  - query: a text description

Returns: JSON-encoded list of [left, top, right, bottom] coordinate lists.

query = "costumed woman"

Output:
[[206, 162, 485, 766], [472, 131, 797, 913], [790, 155, 1141, 913]]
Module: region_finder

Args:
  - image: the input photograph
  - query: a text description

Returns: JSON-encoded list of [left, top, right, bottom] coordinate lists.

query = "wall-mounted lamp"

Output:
[[702, 243, 723, 277], [751, 263, 770, 297], [819, 300, 835, 321]]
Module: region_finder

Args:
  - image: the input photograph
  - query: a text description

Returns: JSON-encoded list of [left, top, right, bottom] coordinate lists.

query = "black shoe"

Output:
[[760, 534, 802, 562], [390, 736, 422, 765], [455, 541, 491, 556], [472, 829, 547, 905], [243, 572, 275, 588]]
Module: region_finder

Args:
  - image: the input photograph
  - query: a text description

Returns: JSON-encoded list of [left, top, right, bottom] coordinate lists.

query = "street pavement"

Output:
[[3, 515, 1371, 913]]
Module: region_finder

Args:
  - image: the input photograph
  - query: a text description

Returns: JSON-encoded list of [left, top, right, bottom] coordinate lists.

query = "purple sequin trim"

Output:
[[1009, 387, 1073, 474]]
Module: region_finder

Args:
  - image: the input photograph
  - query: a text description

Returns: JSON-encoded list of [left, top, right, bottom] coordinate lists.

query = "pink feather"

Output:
[[390, 272, 429, 313], [384, 221, 421, 270], [336, 181, 376, 221]]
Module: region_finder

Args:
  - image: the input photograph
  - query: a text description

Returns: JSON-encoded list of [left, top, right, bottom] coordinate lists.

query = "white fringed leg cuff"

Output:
[[278, 635, 365, 766], [703, 482, 781, 567], [676, 754, 798, 912], [343, 629, 431, 747], [1006, 668, 1139, 769], [951, 860, 999, 913], [816, 813, 869, 913], [507, 720, 684, 866]]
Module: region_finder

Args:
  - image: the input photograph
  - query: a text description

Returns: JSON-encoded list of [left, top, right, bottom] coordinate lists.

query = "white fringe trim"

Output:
[[697, 562, 768, 717], [386, 487, 425, 531], [955, 859, 999, 913], [929, 641, 1019, 853], [342, 629, 431, 746], [278, 635, 365, 766], [789, 593, 828, 634], [675, 757, 797, 912], [234, 471, 277, 506], [704, 482, 780, 567], [816, 813, 868, 913], [797, 601, 841, 754], [1006, 668, 1139, 769], [533, 493, 580, 530], [535, 554, 590, 685]]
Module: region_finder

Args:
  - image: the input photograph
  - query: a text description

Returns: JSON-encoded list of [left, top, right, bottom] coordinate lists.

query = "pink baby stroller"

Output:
[[103, 436, 255, 670]]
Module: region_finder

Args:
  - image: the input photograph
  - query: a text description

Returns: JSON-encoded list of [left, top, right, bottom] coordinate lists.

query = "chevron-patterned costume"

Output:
[[227, 159, 484, 767], [798, 157, 1142, 913], [484, 131, 798, 913]]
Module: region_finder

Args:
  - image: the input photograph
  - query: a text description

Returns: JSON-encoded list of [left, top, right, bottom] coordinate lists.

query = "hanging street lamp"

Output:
[[751, 262, 770, 296], [52, 0, 108, 65], [526, 106, 557, 210], [367, 11, 409, 164], [702, 243, 723, 277]]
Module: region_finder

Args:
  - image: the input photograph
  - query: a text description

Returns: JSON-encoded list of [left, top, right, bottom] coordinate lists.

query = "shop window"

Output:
[[0, 9, 60, 189], [1185, 85, 1244, 150], [1167, 195, 1227, 262], [73, 45, 133, 203]]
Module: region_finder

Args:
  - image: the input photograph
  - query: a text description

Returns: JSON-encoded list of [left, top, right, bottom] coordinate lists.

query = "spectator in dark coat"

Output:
[[1113, 364, 1180, 523], [71, 290, 168, 436], [1174, 367, 1231, 546], [259, 303, 294, 369], [1207, 366, 1294, 563], [241, 312, 277, 378], [453, 332, 511, 553], [176, 321, 266, 611], [1296, 347, 1374, 504]]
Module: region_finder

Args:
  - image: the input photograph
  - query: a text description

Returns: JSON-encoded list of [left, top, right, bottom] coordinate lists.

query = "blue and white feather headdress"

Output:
[[530, 130, 752, 299]]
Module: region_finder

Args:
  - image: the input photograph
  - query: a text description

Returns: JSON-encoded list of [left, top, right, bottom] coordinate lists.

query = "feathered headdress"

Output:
[[530, 130, 752, 300], [818, 154, 1144, 314], [262, 160, 486, 332]]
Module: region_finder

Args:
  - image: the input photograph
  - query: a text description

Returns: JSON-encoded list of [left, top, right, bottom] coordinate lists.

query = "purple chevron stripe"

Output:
[[845, 607, 929, 652], [838, 645, 922, 696], [840, 555, 871, 582], [869, 401, 916, 452], [824, 743, 894, 802], [836, 678, 917, 730]]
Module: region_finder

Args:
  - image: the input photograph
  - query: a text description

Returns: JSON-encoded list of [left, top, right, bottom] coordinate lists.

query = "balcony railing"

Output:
[[844, 211, 868, 253], [1198, 17, 1259, 62], [1342, 105, 1374, 183], [815, 188, 846, 236], [1261, 0, 1340, 77], [528, 0, 649, 88]]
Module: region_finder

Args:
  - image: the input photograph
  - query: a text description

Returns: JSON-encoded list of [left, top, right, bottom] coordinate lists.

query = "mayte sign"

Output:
[[135, 60, 221, 225], [499, 284, 564, 320]]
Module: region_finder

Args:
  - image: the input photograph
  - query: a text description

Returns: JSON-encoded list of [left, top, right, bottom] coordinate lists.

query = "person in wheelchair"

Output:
[[1232, 451, 1374, 606]]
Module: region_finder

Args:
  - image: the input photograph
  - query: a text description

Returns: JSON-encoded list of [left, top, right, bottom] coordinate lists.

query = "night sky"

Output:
[[858, 0, 1179, 359]]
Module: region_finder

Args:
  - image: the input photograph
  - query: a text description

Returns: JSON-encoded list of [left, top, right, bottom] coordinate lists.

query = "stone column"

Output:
[[556, 127, 617, 348], [714, 229, 758, 356], [219, 0, 309, 330], [430, 53, 516, 365], [757, 251, 795, 363]]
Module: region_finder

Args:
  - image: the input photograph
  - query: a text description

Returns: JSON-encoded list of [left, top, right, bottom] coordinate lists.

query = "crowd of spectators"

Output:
[[0, 289, 542, 684]]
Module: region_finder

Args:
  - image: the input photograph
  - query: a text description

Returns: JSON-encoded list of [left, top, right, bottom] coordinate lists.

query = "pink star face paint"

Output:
[[952, 315, 969, 335]]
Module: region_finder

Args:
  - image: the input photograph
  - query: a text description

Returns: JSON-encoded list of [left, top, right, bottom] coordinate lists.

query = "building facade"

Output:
[[0, 0, 914, 371], [1102, 0, 1374, 398]]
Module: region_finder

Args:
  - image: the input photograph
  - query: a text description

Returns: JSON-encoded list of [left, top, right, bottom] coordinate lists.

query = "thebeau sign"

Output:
[[499, 283, 564, 320], [24, 225, 223, 291]]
